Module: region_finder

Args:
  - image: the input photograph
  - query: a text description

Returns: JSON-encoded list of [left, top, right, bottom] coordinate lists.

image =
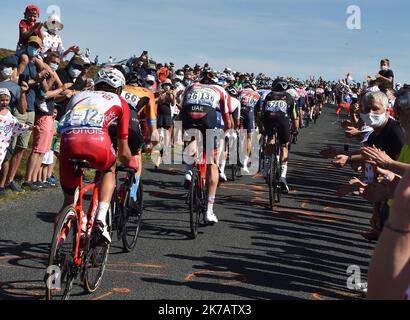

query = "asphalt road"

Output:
[[0, 105, 376, 300]]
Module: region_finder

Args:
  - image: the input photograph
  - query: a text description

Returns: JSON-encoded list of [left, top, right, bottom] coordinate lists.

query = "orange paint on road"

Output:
[[92, 288, 131, 300], [108, 262, 165, 269], [185, 270, 247, 286], [92, 292, 113, 300], [106, 269, 165, 277]]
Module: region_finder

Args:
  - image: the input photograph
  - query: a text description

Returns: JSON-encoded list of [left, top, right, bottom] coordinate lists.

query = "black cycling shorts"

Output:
[[240, 107, 255, 133], [181, 105, 219, 152], [109, 108, 144, 155], [157, 104, 173, 129], [262, 111, 290, 145]]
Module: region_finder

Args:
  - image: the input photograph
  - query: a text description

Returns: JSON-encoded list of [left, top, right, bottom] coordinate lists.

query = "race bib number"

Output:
[[66, 105, 105, 129], [122, 91, 140, 109], [240, 94, 259, 108], [265, 100, 288, 113], [186, 87, 215, 107]]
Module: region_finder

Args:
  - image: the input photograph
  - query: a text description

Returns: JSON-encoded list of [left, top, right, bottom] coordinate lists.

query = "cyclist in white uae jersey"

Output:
[[180, 70, 232, 223]]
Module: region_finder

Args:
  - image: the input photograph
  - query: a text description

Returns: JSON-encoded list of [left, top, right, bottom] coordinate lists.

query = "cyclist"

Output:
[[238, 82, 261, 174], [256, 78, 296, 193], [306, 84, 316, 122], [181, 70, 232, 223], [58, 67, 136, 243], [219, 87, 241, 182], [315, 82, 325, 116], [109, 72, 158, 211]]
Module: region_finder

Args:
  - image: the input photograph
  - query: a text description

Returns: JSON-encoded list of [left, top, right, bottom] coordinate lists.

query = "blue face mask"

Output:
[[50, 63, 59, 71], [27, 46, 39, 58]]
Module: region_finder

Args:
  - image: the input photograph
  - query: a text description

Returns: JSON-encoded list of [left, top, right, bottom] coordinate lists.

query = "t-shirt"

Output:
[[18, 19, 42, 46], [366, 118, 405, 160], [0, 110, 30, 166], [51, 120, 59, 152], [0, 81, 21, 113], [378, 69, 394, 84], [56, 69, 87, 115], [41, 32, 65, 58], [21, 60, 39, 112]]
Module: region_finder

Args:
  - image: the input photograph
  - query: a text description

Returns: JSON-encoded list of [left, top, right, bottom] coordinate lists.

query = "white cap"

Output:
[[46, 14, 64, 31], [146, 75, 155, 83], [0, 88, 11, 98]]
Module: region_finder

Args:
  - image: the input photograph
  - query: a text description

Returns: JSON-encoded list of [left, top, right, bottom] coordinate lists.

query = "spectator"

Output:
[[39, 107, 59, 186], [5, 40, 50, 192], [0, 86, 30, 197], [17, 5, 44, 56], [24, 52, 65, 190], [41, 14, 79, 59], [157, 63, 169, 83], [376, 58, 394, 84], [55, 55, 88, 115]]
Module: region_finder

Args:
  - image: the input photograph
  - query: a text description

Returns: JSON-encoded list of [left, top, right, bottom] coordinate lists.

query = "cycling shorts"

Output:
[[109, 108, 144, 155], [262, 112, 290, 145], [181, 105, 219, 154], [60, 129, 116, 195], [297, 97, 307, 112], [240, 107, 255, 133]]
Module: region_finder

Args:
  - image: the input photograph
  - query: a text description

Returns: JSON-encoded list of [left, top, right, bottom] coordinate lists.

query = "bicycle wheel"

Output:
[[189, 169, 201, 239], [122, 182, 144, 252], [45, 206, 78, 301], [83, 209, 112, 293]]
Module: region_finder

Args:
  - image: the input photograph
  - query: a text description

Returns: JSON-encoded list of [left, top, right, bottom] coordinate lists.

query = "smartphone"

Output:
[[18, 74, 29, 86]]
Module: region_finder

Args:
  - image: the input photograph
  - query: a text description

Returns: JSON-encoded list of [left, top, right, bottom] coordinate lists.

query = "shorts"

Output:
[[240, 107, 255, 133], [32, 115, 55, 154], [11, 110, 35, 150], [42, 150, 55, 165], [60, 130, 116, 195], [181, 105, 219, 153], [157, 104, 173, 129], [4, 146, 12, 162], [308, 98, 316, 107], [297, 97, 307, 112], [262, 111, 290, 145], [109, 109, 144, 155]]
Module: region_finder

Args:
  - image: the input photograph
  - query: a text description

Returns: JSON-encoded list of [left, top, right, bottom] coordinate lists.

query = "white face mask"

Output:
[[1, 67, 13, 78], [360, 112, 387, 129], [69, 67, 82, 79], [381, 66, 388, 71]]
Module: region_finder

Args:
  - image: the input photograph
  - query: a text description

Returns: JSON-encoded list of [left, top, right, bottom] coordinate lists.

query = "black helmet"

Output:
[[126, 72, 144, 86], [199, 69, 218, 85], [272, 78, 288, 91]]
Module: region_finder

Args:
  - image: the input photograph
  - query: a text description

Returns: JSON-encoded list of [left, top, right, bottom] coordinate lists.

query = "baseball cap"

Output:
[[28, 36, 43, 48], [146, 75, 155, 83], [0, 55, 19, 68], [26, 5, 40, 16], [0, 88, 11, 98], [70, 56, 85, 67]]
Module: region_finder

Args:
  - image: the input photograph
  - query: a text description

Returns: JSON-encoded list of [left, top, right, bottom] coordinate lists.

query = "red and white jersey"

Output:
[[183, 83, 231, 122], [59, 91, 130, 140], [238, 89, 261, 110], [228, 96, 241, 120], [0, 110, 30, 166]]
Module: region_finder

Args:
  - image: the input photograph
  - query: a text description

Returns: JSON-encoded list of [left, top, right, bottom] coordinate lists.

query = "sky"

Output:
[[1, 0, 409, 82]]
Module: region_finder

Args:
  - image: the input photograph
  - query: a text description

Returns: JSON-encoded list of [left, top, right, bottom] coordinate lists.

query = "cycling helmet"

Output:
[[199, 70, 218, 85], [272, 78, 288, 91], [94, 67, 126, 89], [243, 82, 257, 91], [227, 87, 238, 96]]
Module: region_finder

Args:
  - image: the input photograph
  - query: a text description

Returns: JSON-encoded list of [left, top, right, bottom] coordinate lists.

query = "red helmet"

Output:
[[25, 5, 40, 17]]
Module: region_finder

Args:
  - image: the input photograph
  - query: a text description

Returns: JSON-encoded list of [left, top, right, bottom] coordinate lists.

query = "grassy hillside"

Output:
[[0, 48, 15, 60]]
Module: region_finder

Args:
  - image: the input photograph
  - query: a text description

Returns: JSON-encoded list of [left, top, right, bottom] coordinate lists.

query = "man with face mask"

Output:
[[333, 91, 404, 168], [0, 56, 22, 114], [55, 56, 88, 115]]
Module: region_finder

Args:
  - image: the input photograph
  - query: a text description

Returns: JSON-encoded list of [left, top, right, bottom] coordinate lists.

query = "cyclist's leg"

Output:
[[276, 114, 291, 193]]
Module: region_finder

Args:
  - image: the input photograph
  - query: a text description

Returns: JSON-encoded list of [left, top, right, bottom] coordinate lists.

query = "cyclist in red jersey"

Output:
[[58, 67, 136, 243]]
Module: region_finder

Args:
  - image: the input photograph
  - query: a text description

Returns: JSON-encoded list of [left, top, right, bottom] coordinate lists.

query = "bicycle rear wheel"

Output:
[[189, 169, 201, 239], [268, 156, 278, 210], [122, 182, 144, 252], [83, 209, 112, 293], [45, 206, 78, 301]]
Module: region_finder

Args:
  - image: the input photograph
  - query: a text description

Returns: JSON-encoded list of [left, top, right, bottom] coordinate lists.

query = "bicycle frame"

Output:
[[71, 169, 100, 266]]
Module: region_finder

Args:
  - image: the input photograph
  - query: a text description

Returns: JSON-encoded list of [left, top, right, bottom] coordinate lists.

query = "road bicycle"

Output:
[[46, 159, 111, 300]]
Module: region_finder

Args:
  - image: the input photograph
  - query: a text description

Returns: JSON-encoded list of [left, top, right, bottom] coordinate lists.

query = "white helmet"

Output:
[[94, 67, 126, 89]]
